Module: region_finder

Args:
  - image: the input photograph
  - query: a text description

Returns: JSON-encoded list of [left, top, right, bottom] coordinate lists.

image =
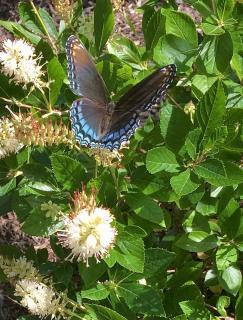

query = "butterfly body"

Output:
[[66, 35, 176, 151]]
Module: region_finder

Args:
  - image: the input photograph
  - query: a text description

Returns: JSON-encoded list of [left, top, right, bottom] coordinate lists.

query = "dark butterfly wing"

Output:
[[70, 98, 111, 147], [99, 65, 176, 150], [66, 35, 109, 106]]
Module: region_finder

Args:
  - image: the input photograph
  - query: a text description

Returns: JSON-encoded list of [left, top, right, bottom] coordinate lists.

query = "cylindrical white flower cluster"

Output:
[[0, 256, 68, 319], [15, 279, 64, 318], [0, 39, 45, 87], [0, 117, 22, 159]]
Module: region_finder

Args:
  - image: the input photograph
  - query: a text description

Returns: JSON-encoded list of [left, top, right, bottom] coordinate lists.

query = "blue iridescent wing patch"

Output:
[[66, 35, 176, 150]]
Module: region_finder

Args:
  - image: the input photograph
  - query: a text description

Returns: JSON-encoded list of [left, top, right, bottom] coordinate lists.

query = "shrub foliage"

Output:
[[0, 0, 243, 319]]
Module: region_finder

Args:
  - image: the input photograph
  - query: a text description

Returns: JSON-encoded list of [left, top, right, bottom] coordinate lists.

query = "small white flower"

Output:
[[59, 207, 117, 264], [0, 38, 45, 87], [15, 279, 64, 318]]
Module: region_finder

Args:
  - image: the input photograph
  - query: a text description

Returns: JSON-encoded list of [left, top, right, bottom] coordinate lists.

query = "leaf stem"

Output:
[[109, 167, 120, 200]]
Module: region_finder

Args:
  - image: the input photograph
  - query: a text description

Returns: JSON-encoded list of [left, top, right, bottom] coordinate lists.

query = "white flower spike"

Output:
[[0, 38, 45, 88], [15, 279, 66, 319]]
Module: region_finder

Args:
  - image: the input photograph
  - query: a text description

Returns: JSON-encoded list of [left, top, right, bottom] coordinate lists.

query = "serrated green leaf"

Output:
[[0, 20, 41, 44], [22, 207, 61, 236], [160, 104, 192, 153], [170, 169, 200, 197], [126, 193, 166, 227], [94, 0, 114, 55], [179, 300, 212, 319], [176, 231, 218, 252], [144, 248, 176, 277], [85, 303, 127, 320], [51, 154, 86, 191], [0, 179, 16, 197], [216, 245, 238, 271], [107, 37, 143, 70], [39, 8, 58, 39], [143, 9, 165, 51], [217, 0, 235, 21], [114, 228, 145, 273], [194, 159, 243, 187], [185, 128, 201, 159], [146, 147, 180, 174], [164, 10, 198, 47], [18, 2, 42, 34], [215, 32, 233, 74], [202, 16, 225, 36], [196, 81, 226, 150], [82, 283, 110, 301], [117, 283, 165, 316]]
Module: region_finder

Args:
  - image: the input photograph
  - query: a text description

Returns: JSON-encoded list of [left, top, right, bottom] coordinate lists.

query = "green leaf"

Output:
[[117, 283, 165, 316], [18, 2, 42, 34], [22, 207, 61, 236], [185, 128, 201, 160], [126, 193, 167, 227], [220, 266, 242, 296], [82, 283, 110, 301], [196, 80, 226, 150], [170, 169, 200, 197], [179, 300, 212, 319], [167, 261, 203, 287], [216, 245, 238, 271], [194, 159, 243, 187], [176, 231, 218, 252], [107, 37, 143, 70], [48, 57, 66, 106], [217, 0, 235, 21], [183, 211, 211, 233], [216, 295, 230, 317], [231, 31, 243, 80], [0, 179, 16, 197], [51, 154, 86, 191], [85, 304, 127, 320], [196, 195, 217, 216], [192, 75, 218, 99], [39, 8, 58, 39], [94, 0, 114, 55], [164, 10, 198, 47], [144, 248, 176, 277], [202, 16, 225, 36], [236, 287, 243, 320], [146, 146, 180, 174], [143, 9, 165, 51], [215, 32, 233, 74], [79, 260, 107, 288], [114, 228, 145, 273], [0, 20, 41, 44], [160, 104, 192, 153]]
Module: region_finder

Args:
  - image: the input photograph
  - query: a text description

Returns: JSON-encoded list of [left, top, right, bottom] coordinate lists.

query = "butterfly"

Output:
[[66, 35, 176, 151]]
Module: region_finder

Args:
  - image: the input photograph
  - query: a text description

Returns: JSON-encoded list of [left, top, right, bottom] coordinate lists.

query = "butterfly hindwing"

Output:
[[70, 98, 111, 147]]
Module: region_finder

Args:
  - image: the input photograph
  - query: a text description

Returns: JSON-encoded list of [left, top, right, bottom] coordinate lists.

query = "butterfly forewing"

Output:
[[106, 65, 176, 135], [66, 35, 108, 106]]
